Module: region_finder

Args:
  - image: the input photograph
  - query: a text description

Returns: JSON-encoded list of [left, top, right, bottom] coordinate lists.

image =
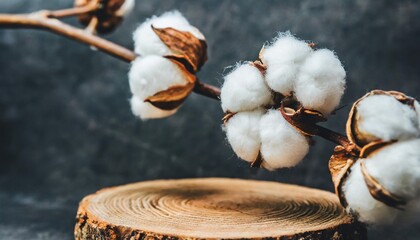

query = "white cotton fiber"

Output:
[[129, 55, 188, 100], [130, 96, 177, 119], [356, 95, 420, 142], [343, 139, 420, 225], [365, 139, 420, 198], [294, 49, 346, 116], [128, 55, 188, 119], [133, 11, 205, 56], [115, 0, 135, 17], [262, 33, 313, 95], [259, 110, 309, 170], [224, 110, 265, 162], [221, 63, 272, 113], [343, 161, 400, 225], [415, 100, 420, 129]]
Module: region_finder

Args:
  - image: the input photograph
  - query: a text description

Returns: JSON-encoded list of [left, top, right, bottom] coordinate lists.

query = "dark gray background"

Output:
[[0, 0, 419, 239]]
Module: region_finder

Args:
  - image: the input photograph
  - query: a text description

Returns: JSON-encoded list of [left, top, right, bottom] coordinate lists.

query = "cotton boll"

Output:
[[133, 11, 205, 56], [262, 33, 313, 95], [129, 55, 188, 100], [128, 55, 188, 119], [130, 96, 177, 119], [295, 49, 346, 116], [363, 139, 420, 199], [115, 0, 135, 17], [259, 110, 309, 170], [264, 33, 312, 63], [343, 162, 400, 225], [356, 95, 420, 142], [224, 110, 265, 162], [343, 139, 420, 225], [221, 63, 272, 113], [264, 64, 298, 96]]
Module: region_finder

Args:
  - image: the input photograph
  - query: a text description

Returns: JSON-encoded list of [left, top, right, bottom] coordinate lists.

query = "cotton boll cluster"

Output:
[[221, 32, 346, 170], [129, 11, 207, 120], [221, 62, 310, 170], [129, 56, 190, 119], [340, 90, 420, 225], [343, 139, 420, 225], [261, 33, 346, 116], [133, 11, 205, 56]]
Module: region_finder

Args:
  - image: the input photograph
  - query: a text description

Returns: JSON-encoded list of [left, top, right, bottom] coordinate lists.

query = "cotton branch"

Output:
[[47, 2, 99, 19], [0, 6, 352, 151], [0, 11, 221, 100], [0, 12, 136, 62], [313, 125, 355, 151], [194, 80, 221, 101]]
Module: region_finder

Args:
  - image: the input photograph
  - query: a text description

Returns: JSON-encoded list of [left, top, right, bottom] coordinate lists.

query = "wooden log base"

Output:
[[75, 178, 366, 240]]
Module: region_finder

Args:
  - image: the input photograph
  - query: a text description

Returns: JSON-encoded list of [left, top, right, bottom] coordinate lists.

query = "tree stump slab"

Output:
[[74, 178, 366, 240]]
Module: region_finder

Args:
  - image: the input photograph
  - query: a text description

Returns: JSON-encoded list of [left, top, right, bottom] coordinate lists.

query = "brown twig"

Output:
[[46, 1, 100, 19], [0, 11, 221, 100], [194, 80, 221, 100], [0, 12, 136, 62], [85, 16, 99, 34], [314, 125, 355, 151]]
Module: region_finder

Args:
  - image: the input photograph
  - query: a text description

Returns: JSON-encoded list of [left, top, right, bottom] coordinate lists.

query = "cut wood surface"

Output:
[[74, 178, 366, 240]]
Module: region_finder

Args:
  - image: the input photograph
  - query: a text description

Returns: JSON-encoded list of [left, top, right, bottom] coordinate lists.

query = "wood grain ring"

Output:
[[75, 178, 366, 239]]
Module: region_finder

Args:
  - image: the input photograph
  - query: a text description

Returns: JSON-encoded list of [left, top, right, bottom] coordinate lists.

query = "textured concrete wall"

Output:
[[0, 0, 419, 239]]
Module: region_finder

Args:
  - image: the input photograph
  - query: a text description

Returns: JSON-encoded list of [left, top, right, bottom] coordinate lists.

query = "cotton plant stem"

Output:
[[46, 2, 100, 19], [314, 125, 355, 151], [85, 16, 99, 34], [0, 11, 221, 100], [0, 12, 136, 62], [194, 79, 221, 100]]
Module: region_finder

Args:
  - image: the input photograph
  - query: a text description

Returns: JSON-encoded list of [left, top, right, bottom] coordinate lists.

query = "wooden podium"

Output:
[[74, 178, 366, 239]]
